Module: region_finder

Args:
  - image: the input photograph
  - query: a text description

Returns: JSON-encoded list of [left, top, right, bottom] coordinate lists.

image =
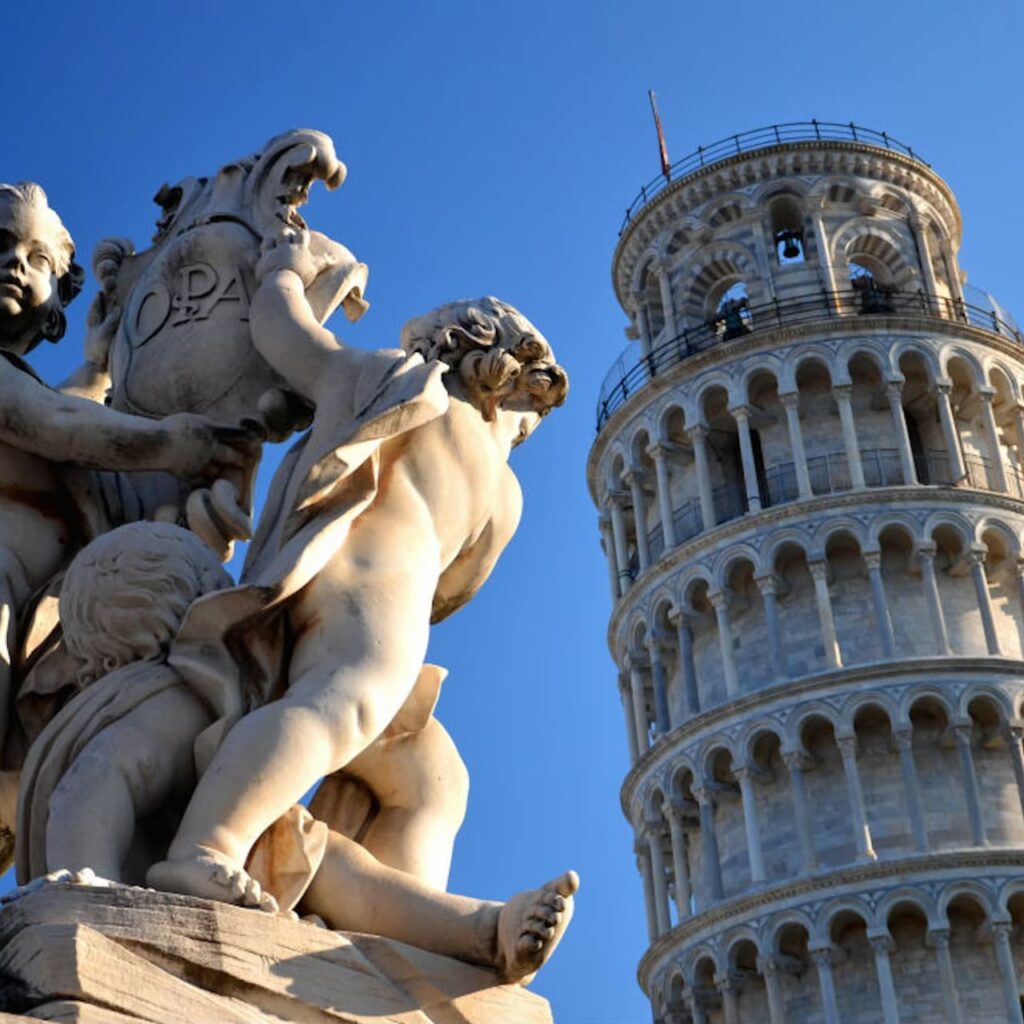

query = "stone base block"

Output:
[[0, 884, 553, 1023]]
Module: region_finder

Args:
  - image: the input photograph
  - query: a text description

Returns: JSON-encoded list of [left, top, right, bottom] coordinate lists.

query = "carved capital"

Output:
[[863, 549, 882, 572], [836, 733, 859, 760], [809, 946, 834, 970], [832, 383, 853, 402], [979, 385, 997, 404], [729, 404, 750, 423], [916, 541, 937, 565], [892, 727, 914, 751], [782, 749, 811, 772], [708, 589, 730, 613], [808, 559, 829, 583], [869, 933, 894, 955], [688, 424, 709, 445], [936, 378, 953, 397], [927, 927, 951, 950], [756, 954, 778, 978], [885, 379, 904, 400], [991, 920, 1014, 944], [755, 573, 778, 596], [952, 720, 973, 747], [642, 816, 666, 841], [967, 544, 989, 568], [779, 391, 800, 412], [691, 784, 713, 808], [647, 442, 668, 463]]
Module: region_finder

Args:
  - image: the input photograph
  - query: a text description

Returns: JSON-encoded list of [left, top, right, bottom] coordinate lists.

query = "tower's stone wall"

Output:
[[588, 125, 1024, 1023]]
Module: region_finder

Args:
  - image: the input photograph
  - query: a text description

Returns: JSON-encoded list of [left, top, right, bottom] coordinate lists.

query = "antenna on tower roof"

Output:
[[647, 90, 671, 183]]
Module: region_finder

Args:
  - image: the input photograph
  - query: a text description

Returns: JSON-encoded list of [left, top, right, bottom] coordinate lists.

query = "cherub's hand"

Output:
[[159, 414, 264, 482], [255, 229, 336, 287], [83, 291, 121, 369]]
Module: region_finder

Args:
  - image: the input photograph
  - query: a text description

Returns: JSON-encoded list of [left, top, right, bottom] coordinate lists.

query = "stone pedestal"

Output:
[[0, 885, 553, 1023]]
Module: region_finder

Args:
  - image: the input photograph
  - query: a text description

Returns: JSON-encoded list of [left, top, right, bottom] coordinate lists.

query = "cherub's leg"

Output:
[[149, 561, 435, 905], [301, 829, 578, 983], [347, 717, 469, 889], [46, 686, 209, 882]]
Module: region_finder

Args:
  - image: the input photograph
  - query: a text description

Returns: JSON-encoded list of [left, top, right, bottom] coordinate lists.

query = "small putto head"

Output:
[[60, 522, 231, 684], [0, 182, 84, 351], [400, 297, 568, 436]]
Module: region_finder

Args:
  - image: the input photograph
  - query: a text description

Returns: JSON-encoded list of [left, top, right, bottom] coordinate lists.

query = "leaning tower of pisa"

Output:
[[587, 122, 1024, 1024]]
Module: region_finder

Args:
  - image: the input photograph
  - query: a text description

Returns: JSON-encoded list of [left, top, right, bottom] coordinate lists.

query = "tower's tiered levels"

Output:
[[587, 122, 1024, 1024]]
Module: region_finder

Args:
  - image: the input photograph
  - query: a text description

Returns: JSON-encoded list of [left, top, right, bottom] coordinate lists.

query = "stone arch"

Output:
[[841, 341, 891, 384], [701, 192, 752, 228], [699, 736, 739, 782], [807, 173, 865, 206], [678, 241, 759, 324], [820, 896, 876, 937], [937, 881, 998, 923], [722, 926, 764, 969], [832, 218, 917, 289], [868, 511, 921, 549], [891, 339, 940, 382], [922, 510, 973, 550], [960, 684, 1013, 724], [940, 346, 985, 387], [974, 515, 1021, 556], [787, 701, 841, 751], [878, 888, 940, 931], [839, 690, 900, 734], [713, 544, 764, 591], [656, 400, 688, 444], [677, 566, 716, 613], [820, 517, 870, 552], [766, 911, 816, 955], [787, 344, 838, 386], [764, 529, 815, 569], [902, 685, 957, 723], [740, 719, 788, 768], [686, 947, 721, 990], [694, 370, 741, 422], [738, 354, 786, 401]]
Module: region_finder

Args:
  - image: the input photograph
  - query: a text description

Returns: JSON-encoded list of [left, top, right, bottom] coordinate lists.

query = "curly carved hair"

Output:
[[0, 182, 85, 344], [400, 297, 568, 427], [60, 522, 231, 684]]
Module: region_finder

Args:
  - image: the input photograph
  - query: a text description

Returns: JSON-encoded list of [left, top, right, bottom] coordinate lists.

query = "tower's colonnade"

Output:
[[587, 123, 1024, 1024]]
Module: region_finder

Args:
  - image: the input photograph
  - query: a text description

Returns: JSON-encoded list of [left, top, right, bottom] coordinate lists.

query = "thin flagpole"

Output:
[[648, 90, 671, 182]]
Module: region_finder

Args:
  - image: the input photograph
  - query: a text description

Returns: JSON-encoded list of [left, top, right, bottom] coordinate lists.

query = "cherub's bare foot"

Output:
[[496, 870, 578, 984], [147, 847, 278, 913]]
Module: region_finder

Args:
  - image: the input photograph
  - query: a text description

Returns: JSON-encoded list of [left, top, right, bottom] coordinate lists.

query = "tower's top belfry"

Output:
[[597, 121, 1018, 434]]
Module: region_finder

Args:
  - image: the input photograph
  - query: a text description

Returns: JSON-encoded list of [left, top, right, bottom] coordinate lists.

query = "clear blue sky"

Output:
[[3, 2, 1023, 1021]]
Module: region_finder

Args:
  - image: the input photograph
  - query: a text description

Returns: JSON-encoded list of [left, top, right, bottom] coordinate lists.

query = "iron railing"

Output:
[[632, 449, 959, 579], [619, 120, 925, 234], [596, 289, 1024, 431]]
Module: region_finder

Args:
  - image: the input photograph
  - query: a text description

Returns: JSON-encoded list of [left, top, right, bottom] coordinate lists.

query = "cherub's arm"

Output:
[[430, 471, 523, 623], [0, 359, 253, 476]]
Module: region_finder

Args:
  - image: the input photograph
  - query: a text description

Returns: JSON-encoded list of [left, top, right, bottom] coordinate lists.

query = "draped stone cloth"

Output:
[[15, 347, 452, 904]]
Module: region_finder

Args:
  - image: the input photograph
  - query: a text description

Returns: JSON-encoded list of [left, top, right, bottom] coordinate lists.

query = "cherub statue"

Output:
[[0, 183, 257, 830], [20, 520, 575, 984], [141, 232, 575, 978]]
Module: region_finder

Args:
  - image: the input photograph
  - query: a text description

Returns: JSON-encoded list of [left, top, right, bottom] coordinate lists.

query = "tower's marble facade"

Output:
[[587, 122, 1024, 1024]]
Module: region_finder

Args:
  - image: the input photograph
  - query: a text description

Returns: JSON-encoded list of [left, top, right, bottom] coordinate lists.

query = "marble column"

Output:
[[734, 765, 766, 883], [646, 639, 672, 735], [1006, 724, 1024, 819], [893, 728, 929, 852], [780, 392, 812, 498], [608, 495, 632, 596], [636, 304, 652, 361], [935, 381, 967, 483], [991, 922, 1024, 1024], [649, 443, 677, 551], [917, 543, 951, 654], [709, 589, 740, 698], [687, 993, 709, 1024], [929, 929, 966, 1024], [968, 546, 1001, 655], [979, 387, 1009, 493], [887, 381, 918, 485], [755, 573, 788, 680], [597, 513, 620, 604], [928, 928, 963, 1024], [635, 840, 658, 942], [953, 721, 986, 846], [864, 550, 896, 658], [717, 976, 740, 1024], [911, 213, 941, 303], [833, 384, 866, 489], [810, 947, 841, 1024], [870, 934, 901, 1024], [657, 263, 677, 338], [837, 733, 877, 861], [809, 559, 842, 669], [627, 659, 650, 757], [625, 466, 651, 573], [689, 425, 717, 530], [783, 750, 817, 870], [664, 800, 692, 921], [731, 405, 762, 512], [941, 240, 966, 305], [644, 818, 671, 936], [1014, 403, 1024, 473], [811, 209, 839, 303], [618, 672, 640, 765], [694, 785, 724, 901], [759, 956, 787, 1024], [671, 609, 700, 718]]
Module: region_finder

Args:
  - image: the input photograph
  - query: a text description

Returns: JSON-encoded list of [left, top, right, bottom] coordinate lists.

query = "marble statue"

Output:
[[0, 129, 577, 1013]]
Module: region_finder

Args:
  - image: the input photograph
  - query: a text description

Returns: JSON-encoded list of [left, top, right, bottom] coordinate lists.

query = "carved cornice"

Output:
[[636, 848, 1024, 993], [619, 657, 1024, 813], [587, 316, 1024, 485], [606, 487, 1024, 649]]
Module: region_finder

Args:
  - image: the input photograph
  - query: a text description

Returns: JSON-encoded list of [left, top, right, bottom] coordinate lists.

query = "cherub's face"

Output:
[[0, 200, 58, 332]]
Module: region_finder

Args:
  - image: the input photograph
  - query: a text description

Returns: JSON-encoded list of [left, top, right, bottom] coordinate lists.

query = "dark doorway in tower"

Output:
[[907, 415, 931, 484], [751, 429, 769, 507]]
